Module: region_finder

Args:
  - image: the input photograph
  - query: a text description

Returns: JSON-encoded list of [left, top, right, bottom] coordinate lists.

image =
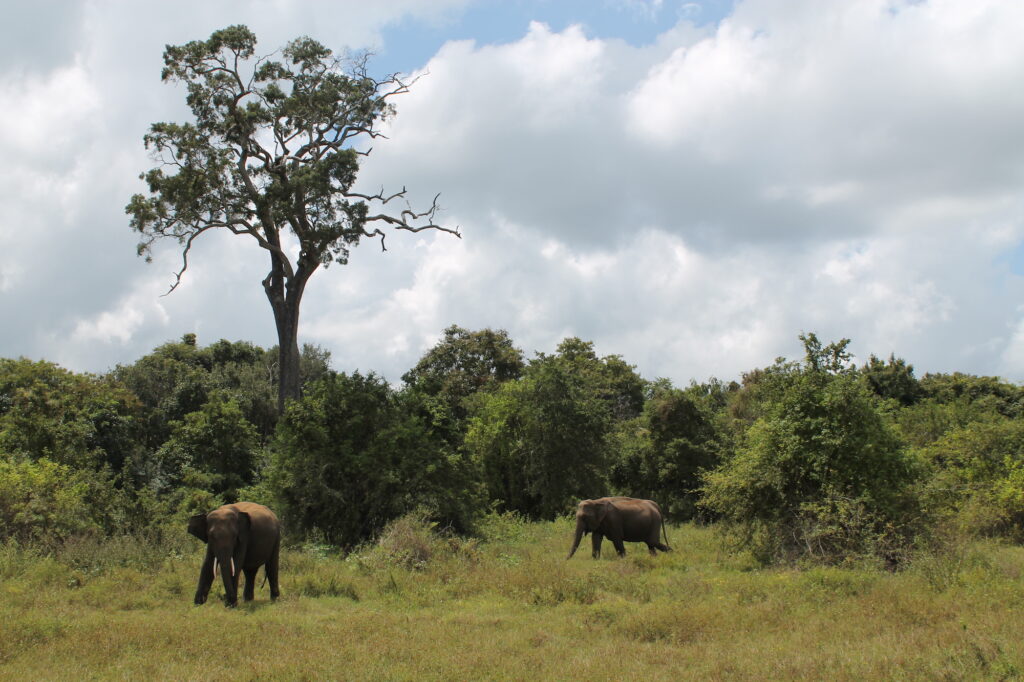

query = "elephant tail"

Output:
[[661, 519, 671, 551]]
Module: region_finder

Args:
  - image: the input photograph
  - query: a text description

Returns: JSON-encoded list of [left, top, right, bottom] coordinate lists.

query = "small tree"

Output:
[[701, 334, 918, 564], [268, 372, 480, 546], [127, 26, 458, 412], [610, 384, 720, 521], [466, 353, 612, 519], [155, 393, 260, 501]]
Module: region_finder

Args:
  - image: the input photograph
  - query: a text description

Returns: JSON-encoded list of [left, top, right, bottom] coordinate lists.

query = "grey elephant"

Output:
[[187, 501, 281, 607], [567, 497, 671, 559]]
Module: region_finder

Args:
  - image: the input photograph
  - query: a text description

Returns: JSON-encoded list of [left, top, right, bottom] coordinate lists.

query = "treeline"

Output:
[[2, 327, 1023, 565]]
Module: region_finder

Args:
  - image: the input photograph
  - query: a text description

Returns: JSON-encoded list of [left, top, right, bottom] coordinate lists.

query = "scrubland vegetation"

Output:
[[4, 327, 1024, 678]]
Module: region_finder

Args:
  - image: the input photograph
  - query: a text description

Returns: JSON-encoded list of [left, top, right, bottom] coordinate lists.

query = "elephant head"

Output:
[[566, 499, 612, 559], [188, 505, 252, 606]]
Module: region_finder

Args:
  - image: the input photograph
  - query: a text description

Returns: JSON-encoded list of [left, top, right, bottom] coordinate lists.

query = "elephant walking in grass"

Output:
[[188, 502, 281, 607], [567, 497, 671, 559]]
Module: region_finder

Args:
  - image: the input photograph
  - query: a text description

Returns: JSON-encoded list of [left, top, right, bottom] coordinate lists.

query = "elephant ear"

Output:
[[596, 500, 612, 526], [237, 511, 252, 543], [187, 513, 209, 543]]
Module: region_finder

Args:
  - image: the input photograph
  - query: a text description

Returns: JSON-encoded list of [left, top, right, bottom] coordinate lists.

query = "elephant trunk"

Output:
[[215, 546, 239, 606], [567, 517, 586, 559]]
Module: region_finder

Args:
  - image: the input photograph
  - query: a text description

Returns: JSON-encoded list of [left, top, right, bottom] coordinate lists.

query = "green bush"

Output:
[[700, 335, 919, 564], [0, 458, 107, 544], [918, 419, 1024, 540], [609, 384, 721, 521], [155, 392, 260, 501], [466, 353, 611, 519], [268, 372, 481, 547]]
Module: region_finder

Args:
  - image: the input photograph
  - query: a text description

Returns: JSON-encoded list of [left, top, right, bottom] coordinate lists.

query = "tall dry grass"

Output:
[[1, 514, 1022, 680]]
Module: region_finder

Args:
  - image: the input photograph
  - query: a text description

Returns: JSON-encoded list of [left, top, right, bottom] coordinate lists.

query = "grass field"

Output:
[[2, 515, 1023, 680]]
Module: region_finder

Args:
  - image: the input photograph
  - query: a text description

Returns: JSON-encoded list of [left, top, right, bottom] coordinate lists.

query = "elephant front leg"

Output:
[[591, 532, 603, 559]]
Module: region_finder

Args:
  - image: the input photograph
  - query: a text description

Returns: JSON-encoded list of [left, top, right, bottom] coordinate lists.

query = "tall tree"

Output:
[[127, 25, 458, 412]]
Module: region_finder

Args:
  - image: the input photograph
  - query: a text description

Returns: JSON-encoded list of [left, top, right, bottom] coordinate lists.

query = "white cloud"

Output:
[[3, 0, 1024, 389]]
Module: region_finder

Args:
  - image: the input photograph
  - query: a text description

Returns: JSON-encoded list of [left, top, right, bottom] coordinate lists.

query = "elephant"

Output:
[[187, 502, 281, 607], [566, 497, 671, 559]]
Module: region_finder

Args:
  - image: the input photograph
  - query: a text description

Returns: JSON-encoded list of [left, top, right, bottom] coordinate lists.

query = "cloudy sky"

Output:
[[2, 0, 1023, 386]]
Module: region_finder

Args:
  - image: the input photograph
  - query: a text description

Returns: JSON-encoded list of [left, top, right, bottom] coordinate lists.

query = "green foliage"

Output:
[[919, 372, 1024, 418], [128, 25, 392, 266], [549, 337, 647, 421], [918, 419, 1024, 540], [110, 336, 219, 450], [402, 325, 525, 455], [6, 322, 1024, 576], [466, 349, 612, 519], [0, 358, 142, 474], [701, 334, 918, 563], [610, 383, 721, 520], [155, 393, 260, 501], [862, 354, 923, 406], [268, 372, 481, 547], [0, 458, 112, 544], [403, 325, 525, 413]]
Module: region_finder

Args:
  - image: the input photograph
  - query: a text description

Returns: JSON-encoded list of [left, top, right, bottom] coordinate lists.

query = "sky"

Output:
[[2, 0, 1023, 387]]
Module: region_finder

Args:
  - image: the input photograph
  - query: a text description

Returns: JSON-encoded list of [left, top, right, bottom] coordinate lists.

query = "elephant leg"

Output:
[[266, 540, 281, 600], [612, 538, 626, 557], [222, 569, 238, 607], [194, 549, 215, 605], [243, 567, 258, 602], [647, 543, 658, 556], [591, 532, 603, 559]]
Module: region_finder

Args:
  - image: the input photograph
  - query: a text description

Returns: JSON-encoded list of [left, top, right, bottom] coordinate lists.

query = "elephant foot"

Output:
[[194, 594, 207, 605]]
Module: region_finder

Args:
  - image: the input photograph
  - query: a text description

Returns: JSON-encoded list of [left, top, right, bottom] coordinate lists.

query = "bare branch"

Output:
[[346, 186, 407, 204], [160, 228, 205, 296]]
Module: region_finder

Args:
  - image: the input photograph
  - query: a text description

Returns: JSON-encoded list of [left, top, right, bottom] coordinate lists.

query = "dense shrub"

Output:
[[154, 393, 261, 501], [466, 354, 611, 520], [700, 335, 919, 564], [268, 372, 481, 547], [609, 385, 720, 521], [917, 419, 1024, 540], [0, 458, 117, 544], [0, 358, 142, 474]]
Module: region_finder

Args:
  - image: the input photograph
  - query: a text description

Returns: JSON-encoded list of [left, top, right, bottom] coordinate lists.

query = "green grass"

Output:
[[2, 517, 1023, 680]]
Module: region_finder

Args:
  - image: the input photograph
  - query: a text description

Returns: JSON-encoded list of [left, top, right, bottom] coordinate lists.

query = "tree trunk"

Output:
[[265, 253, 317, 414], [275, 300, 302, 415]]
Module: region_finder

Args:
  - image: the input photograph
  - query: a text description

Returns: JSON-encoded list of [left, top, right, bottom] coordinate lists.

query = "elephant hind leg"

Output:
[[266, 540, 281, 600], [242, 567, 258, 601]]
